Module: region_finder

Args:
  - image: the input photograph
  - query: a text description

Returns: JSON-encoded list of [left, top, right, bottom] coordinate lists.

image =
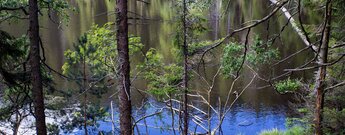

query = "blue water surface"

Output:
[[68, 102, 288, 135]]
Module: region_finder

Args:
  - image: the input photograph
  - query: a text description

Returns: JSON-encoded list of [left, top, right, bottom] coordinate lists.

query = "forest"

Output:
[[0, 0, 344, 135]]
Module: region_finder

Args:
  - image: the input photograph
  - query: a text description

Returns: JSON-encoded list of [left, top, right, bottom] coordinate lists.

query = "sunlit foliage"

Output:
[[274, 78, 302, 94], [259, 126, 306, 135], [221, 36, 279, 78], [62, 23, 143, 95], [137, 48, 183, 99]]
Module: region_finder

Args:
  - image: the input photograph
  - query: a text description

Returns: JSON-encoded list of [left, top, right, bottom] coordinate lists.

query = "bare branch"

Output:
[[0, 6, 29, 15], [198, 0, 289, 67], [326, 81, 345, 91]]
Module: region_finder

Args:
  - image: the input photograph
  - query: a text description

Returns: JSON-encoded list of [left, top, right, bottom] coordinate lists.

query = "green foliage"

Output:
[[301, 0, 345, 40], [62, 23, 143, 96], [173, 0, 210, 20], [59, 23, 145, 133], [138, 48, 183, 98], [0, 0, 71, 23], [221, 35, 279, 78], [188, 38, 224, 55], [259, 126, 306, 135], [284, 126, 306, 135], [60, 23, 144, 133], [0, 33, 29, 96], [297, 108, 308, 114], [328, 48, 345, 81], [0, 31, 28, 71], [274, 78, 302, 94], [221, 42, 244, 77], [62, 23, 116, 76], [301, 0, 322, 8], [247, 36, 280, 66], [63, 23, 143, 75], [0, 31, 57, 134], [39, 0, 71, 23], [47, 123, 60, 135], [0, 105, 13, 121], [322, 86, 345, 134], [45, 95, 67, 110], [0, 0, 27, 7], [188, 0, 211, 13], [60, 104, 109, 134], [286, 117, 310, 129], [326, 87, 345, 107], [171, 0, 208, 59], [259, 128, 282, 135], [323, 108, 345, 134], [0, 31, 30, 122], [0, 0, 27, 22]]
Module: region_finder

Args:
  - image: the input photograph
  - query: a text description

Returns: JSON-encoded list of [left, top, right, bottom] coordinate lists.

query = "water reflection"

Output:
[[70, 101, 288, 135], [1, 0, 309, 134]]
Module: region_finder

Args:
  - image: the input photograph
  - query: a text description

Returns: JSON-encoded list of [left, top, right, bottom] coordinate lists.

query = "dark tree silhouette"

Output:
[[116, 0, 132, 134], [182, 0, 189, 134], [29, 0, 47, 134]]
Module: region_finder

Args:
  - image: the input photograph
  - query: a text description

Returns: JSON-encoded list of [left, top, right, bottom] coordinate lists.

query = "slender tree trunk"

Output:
[[169, 94, 177, 135], [182, 0, 189, 134], [133, 0, 137, 34], [111, 101, 115, 135], [227, 9, 231, 36], [314, 1, 332, 135], [29, 0, 47, 134], [83, 54, 88, 135], [207, 91, 211, 134], [210, 0, 220, 40], [13, 112, 21, 135], [116, 0, 132, 134]]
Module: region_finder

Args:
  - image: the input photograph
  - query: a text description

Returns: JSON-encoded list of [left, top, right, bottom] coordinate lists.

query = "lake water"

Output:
[[0, 0, 311, 134]]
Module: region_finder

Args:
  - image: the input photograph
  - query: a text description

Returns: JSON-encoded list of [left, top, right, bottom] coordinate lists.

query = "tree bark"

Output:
[[83, 54, 88, 135], [29, 0, 47, 134], [116, 0, 132, 134], [182, 0, 189, 134], [314, 1, 332, 135]]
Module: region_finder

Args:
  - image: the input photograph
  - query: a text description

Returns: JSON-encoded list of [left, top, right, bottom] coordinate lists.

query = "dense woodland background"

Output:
[[0, 0, 344, 135]]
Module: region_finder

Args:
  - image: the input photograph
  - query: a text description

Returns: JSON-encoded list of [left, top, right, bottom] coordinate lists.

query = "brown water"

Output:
[[0, 0, 312, 134]]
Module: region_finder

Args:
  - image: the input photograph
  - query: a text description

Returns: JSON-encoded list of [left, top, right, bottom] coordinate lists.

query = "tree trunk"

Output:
[[169, 94, 177, 135], [210, 0, 220, 40], [116, 0, 132, 134], [13, 112, 21, 135], [314, 1, 332, 135], [269, 0, 316, 50], [28, 0, 47, 134], [83, 54, 88, 135], [182, 0, 189, 134]]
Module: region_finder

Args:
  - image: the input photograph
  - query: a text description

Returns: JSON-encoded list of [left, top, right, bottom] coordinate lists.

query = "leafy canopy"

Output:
[[62, 23, 143, 78], [137, 48, 183, 99], [221, 35, 279, 78]]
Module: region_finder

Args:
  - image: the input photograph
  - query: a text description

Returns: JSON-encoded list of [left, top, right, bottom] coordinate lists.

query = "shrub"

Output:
[[274, 78, 302, 94]]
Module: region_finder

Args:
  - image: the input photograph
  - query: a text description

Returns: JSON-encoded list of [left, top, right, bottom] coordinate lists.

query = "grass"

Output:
[[259, 126, 305, 135]]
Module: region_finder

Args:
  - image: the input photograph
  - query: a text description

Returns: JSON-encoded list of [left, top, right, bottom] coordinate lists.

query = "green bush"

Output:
[[285, 126, 305, 135], [274, 78, 302, 94], [323, 108, 345, 134]]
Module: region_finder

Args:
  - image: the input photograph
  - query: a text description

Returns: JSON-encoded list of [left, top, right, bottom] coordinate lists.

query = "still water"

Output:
[[1, 0, 310, 134]]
